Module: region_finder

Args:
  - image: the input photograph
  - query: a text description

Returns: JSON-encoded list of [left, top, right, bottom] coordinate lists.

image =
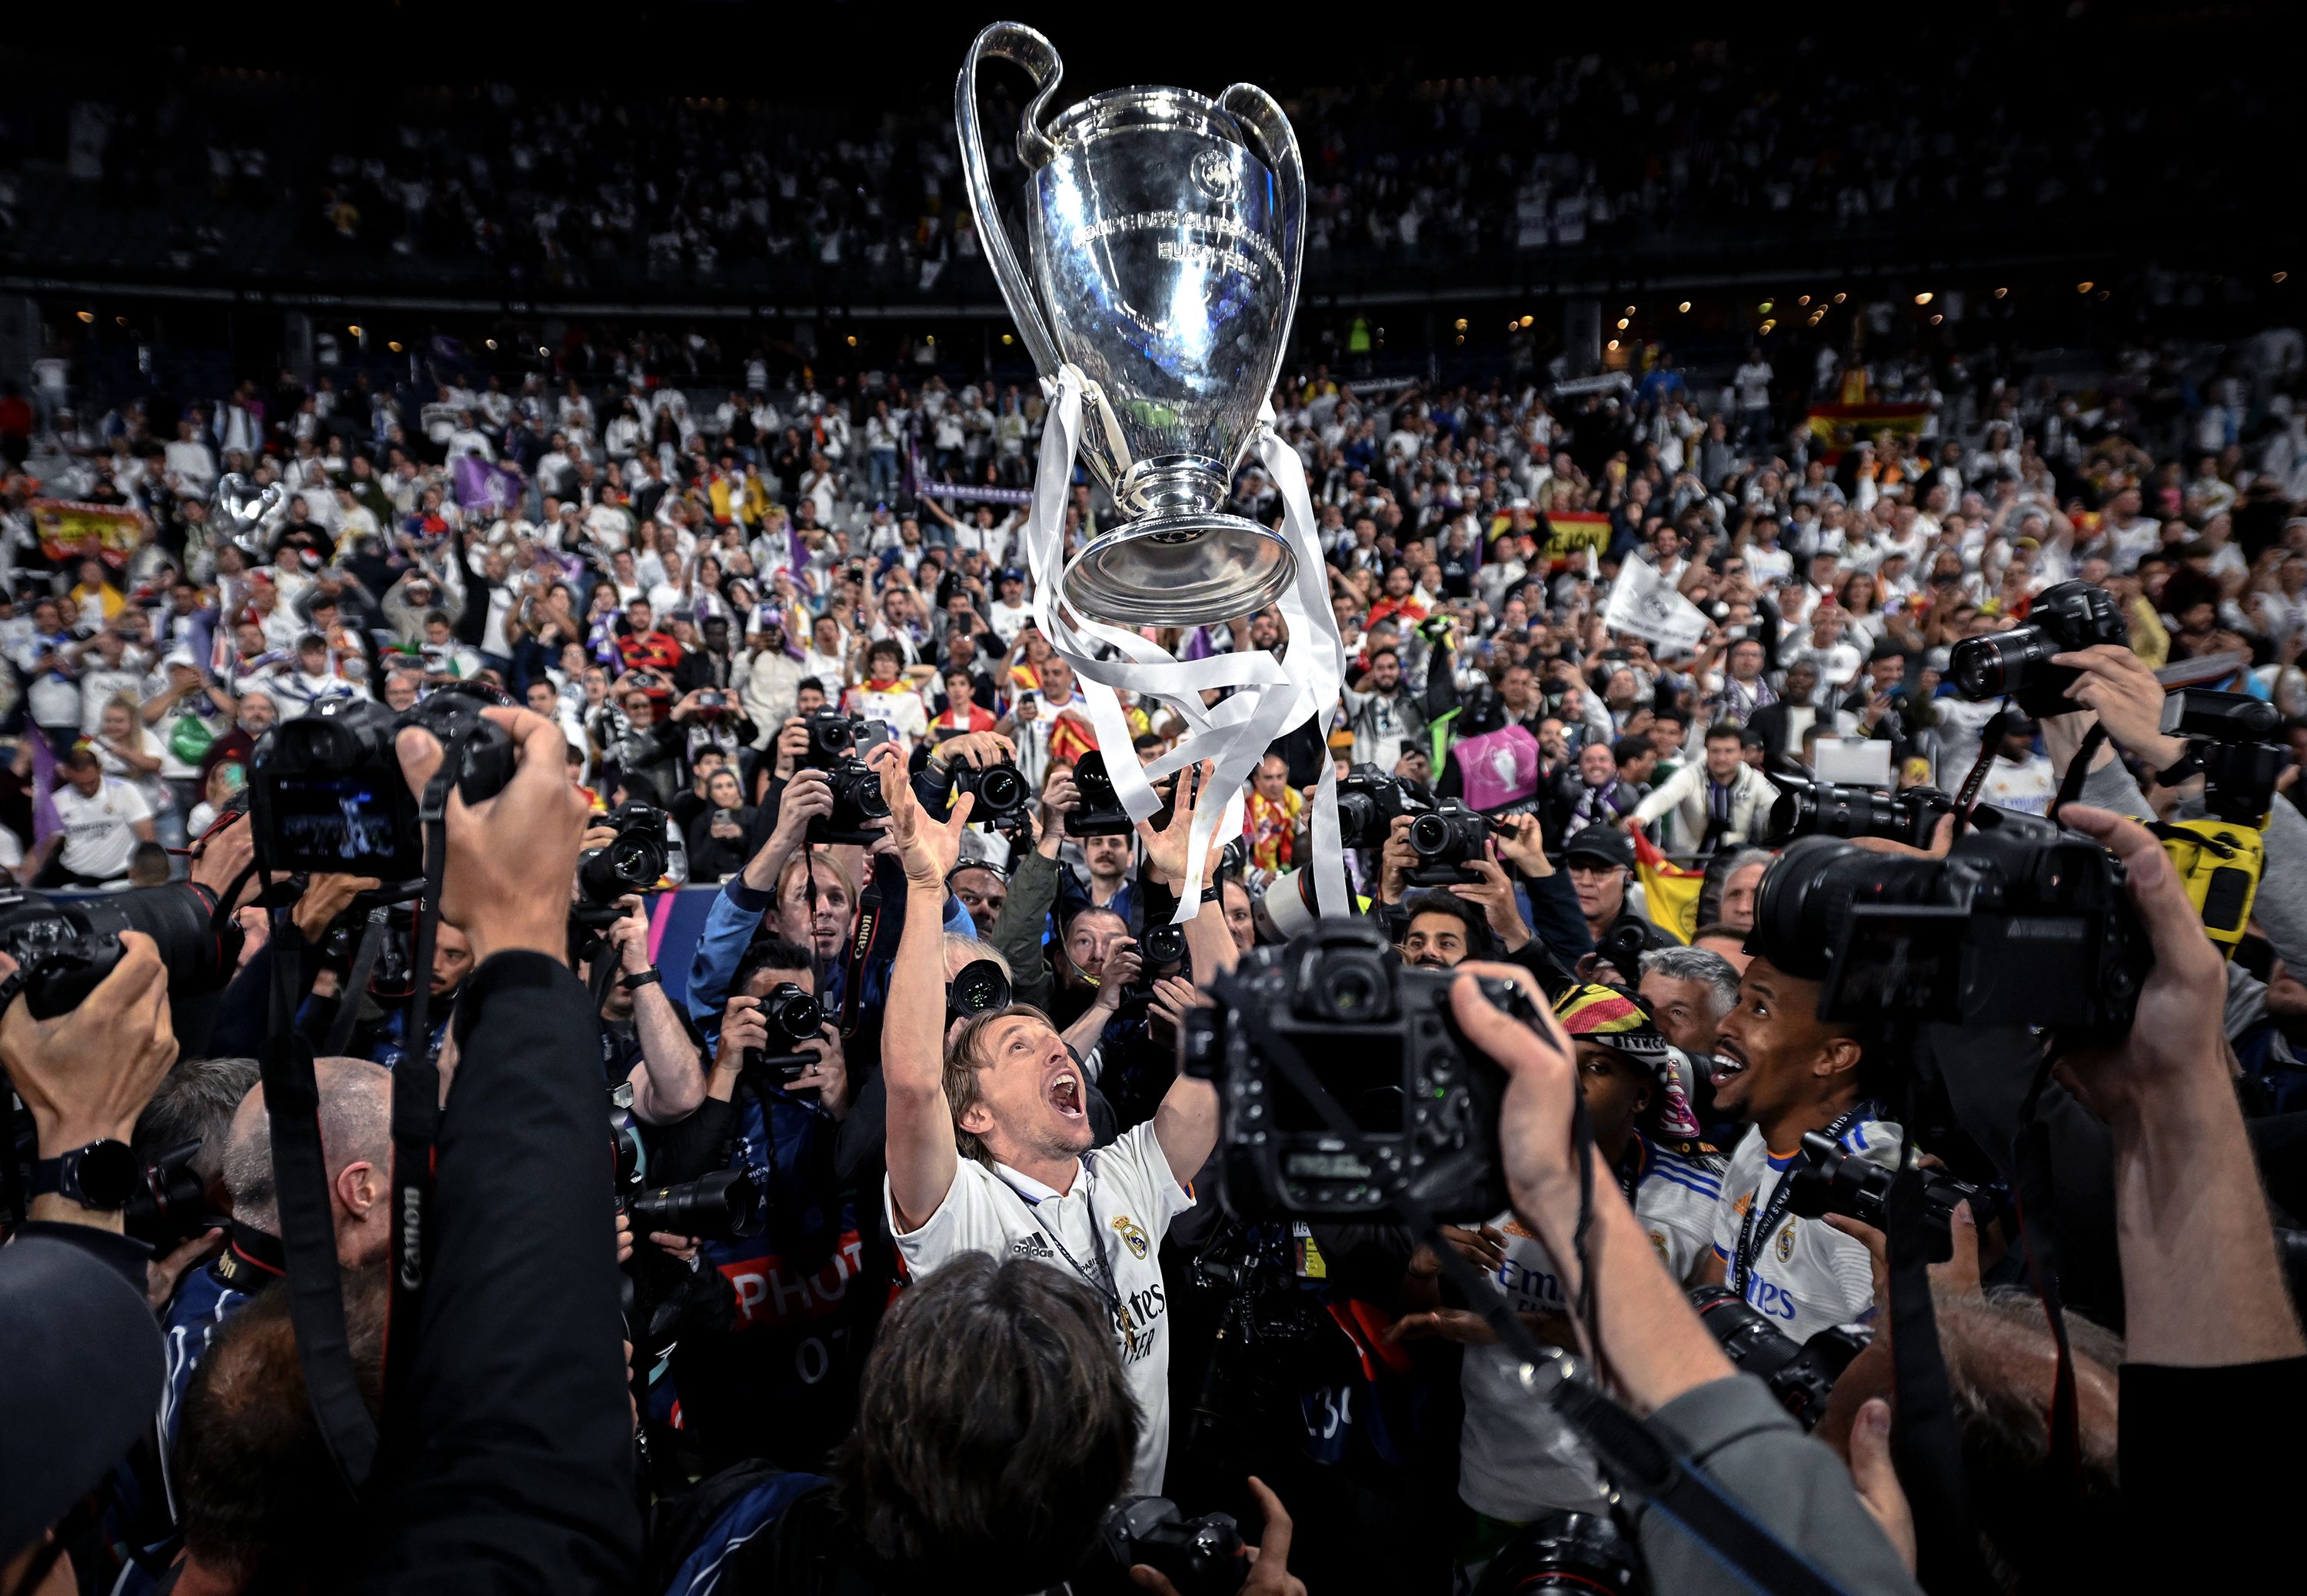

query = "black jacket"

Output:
[[350, 952, 643, 1593]]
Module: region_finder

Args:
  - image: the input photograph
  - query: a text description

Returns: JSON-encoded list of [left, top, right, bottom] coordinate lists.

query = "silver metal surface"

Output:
[[957, 22, 1305, 627]]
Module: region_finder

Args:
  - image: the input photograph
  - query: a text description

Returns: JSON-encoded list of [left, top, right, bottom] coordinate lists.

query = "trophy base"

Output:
[[1060, 513, 1297, 628]]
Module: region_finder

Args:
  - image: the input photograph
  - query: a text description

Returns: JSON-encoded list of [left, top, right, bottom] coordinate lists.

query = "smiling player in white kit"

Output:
[[871, 745, 1235, 1495]]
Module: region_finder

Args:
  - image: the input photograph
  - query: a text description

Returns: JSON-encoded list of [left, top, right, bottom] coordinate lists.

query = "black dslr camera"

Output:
[[1335, 763, 1424, 850], [577, 801, 671, 913], [947, 957, 1012, 1024], [0, 887, 233, 1021], [1183, 919, 1536, 1222], [741, 982, 827, 1086], [1948, 578, 2128, 719], [248, 692, 514, 878], [797, 712, 891, 845], [1404, 799, 1490, 886], [125, 1139, 216, 1249], [1751, 809, 2146, 1030], [1787, 1129, 1984, 1263], [1763, 772, 1953, 850], [950, 756, 1033, 832], [1095, 1498, 1243, 1596], [1064, 750, 1135, 838], [1689, 1286, 1872, 1432]]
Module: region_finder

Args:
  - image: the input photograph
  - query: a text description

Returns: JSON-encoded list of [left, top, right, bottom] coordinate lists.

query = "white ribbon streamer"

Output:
[[1020, 367, 1349, 922]]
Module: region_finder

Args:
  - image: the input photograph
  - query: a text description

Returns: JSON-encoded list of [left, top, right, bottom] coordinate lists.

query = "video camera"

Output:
[[1763, 772, 1952, 850], [248, 691, 515, 878], [1404, 799, 1491, 887], [1948, 579, 2128, 719], [1689, 1286, 1872, 1431], [797, 711, 893, 845], [1751, 808, 2146, 1030], [1786, 1130, 1984, 1264], [1182, 919, 1537, 1222], [0, 886, 236, 1022], [1335, 763, 1425, 850]]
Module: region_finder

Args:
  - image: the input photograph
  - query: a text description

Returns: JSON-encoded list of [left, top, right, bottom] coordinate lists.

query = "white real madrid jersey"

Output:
[[885, 1120, 1192, 1494], [1710, 1116, 1903, 1344]]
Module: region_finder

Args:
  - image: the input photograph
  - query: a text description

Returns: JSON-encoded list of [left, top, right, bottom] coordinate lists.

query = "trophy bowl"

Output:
[[959, 22, 1305, 628]]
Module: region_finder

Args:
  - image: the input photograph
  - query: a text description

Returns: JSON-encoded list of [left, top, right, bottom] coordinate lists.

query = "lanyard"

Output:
[[1733, 1106, 1868, 1293], [1000, 1159, 1138, 1355]]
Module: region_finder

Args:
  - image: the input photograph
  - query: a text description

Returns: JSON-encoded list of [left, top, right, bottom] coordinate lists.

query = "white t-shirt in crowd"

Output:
[[1459, 1137, 1723, 1521], [1709, 1115, 1900, 1344], [841, 683, 930, 753], [51, 776, 152, 881], [987, 597, 1034, 644], [1978, 751, 2058, 815], [886, 1122, 1193, 1495]]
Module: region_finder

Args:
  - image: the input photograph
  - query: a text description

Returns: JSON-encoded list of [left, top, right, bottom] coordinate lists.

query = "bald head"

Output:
[[221, 1057, 393, 1266]]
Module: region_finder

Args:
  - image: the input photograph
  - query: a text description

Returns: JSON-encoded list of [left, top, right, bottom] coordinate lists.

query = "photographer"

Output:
[[599, 894, 708, 1122], [876, 747, 1234, 1495]]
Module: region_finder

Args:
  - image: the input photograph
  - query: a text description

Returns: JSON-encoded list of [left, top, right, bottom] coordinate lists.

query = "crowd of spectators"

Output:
[[2, 288, 2305, 1594]]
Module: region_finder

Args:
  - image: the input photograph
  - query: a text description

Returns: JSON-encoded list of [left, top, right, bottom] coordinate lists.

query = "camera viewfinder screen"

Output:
[[1273, 1046, 1407, 1135], [268, 776, 409, 873]]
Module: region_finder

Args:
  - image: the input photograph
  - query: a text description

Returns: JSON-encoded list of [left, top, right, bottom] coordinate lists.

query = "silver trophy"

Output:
[[957, 22, 1304, 627]]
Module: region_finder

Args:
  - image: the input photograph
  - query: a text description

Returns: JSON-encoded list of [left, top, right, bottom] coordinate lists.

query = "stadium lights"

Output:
[[75, 310, 94, 323], [847, 335, 858, 347], [1616, 318, 1630, 331], [1797, 295, 1811, 307], [2077, 281, 2094, 293], [1455, 334, 1465, 345], [348, 324, 363, 337], [538, 346, 549, 357], [1914, 291, 1933, 306], [1002, 332, 1014, 344], [1929, 314, 1944, 325], [1993, 287, 2009, 298], [1606, 339, 1620, 351], [1833, 292, 1847, 304], [1677, 301, 1691, 314], [1520, 314, 1534, 328], [1758, 301, 1773, 314], [2275, 272, 2289, 284], [485, 338, 498, 351], [1453, 318, 1467, 331], [388, 341, 404, 353], [1623, 304, 1636, 316], [1759, 319, 1776, 334], [115, 316, 128, 328]]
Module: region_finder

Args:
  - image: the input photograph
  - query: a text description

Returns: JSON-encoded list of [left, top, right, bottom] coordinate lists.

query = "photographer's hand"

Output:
[[771, 716, 810, 780], [1450, 856, 1533, 952], [2056, 803, 2305, 1365], [1037, 770, 1080, 860], [291, 873, 384, 943], [1379, 813, 1417, 905], [189, 806, 259, 909], [0, 933, 180, 1231], [2052, 644, 2185, 771], [788, 1026, 850, 1119], [1129, 1477, 1307, 1596], [742, 767, 834, 893], [930, 730, 1014, 771], [1494, 812, 1553, 878], [714, 995, 767, 1084], [396, 706, 588, 966], [1137, 760, 1222, 885]]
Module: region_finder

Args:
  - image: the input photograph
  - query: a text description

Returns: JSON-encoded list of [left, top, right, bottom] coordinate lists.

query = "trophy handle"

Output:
[[1219, 84, 1306, 433], [957, 22, 1066, 379]]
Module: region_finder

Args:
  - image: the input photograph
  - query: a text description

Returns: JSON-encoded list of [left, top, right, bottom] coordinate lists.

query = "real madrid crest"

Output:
[[1111, 1213, 1151, 1261], [1775, 1223, 1796, 1263]]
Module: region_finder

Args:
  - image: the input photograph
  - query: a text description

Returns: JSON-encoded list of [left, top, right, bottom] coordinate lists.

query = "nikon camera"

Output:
[[1182, 919, 1537, 1222]]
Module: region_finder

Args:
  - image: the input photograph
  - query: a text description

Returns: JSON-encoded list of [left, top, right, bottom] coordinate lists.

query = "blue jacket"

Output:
[[684, 875, 975, 1029]]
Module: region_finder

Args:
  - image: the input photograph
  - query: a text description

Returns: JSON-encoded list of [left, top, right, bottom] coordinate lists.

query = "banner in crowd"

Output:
[[1632, 831, 1702, 943], [1537, 510, 1610, 569], [453, 455, 525, 515], [32, 499, 146, 563], [1602, 554, 1710, 650], [1803, 402, 1930, 463]]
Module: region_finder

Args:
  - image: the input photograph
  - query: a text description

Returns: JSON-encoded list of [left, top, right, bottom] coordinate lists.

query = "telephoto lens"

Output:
[[1687, 1286, 1870, 1431], [626, 1169, 765, 1242], [1762, 773, 1952, 850], [1946, 579, 2127, 719]]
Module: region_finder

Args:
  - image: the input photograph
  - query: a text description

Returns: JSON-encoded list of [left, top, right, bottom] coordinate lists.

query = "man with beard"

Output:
[[1396, 890, 1490, 969], [1690, 949, 1901, 1339]]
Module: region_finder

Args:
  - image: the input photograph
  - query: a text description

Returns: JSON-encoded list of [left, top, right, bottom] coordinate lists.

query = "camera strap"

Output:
[[2047, 721, 2110, 826], [1231, 1002, 1854, 1596], [380, 749, 462, 1425], [839, 853, 907, 1040], [1950, 703, 2012, 832], [2012, 1043, 2082, 1491], [261, 920, 380, 1495]]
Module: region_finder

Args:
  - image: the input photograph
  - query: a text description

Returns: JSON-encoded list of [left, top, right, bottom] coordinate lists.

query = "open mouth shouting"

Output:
[[1047, 1067, 1086, 1121], [1709, 1038, 1749, 1089]]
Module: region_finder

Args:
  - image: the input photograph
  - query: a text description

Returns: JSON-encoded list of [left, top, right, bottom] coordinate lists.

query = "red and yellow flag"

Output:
[[1632, 831, 1703, 944]]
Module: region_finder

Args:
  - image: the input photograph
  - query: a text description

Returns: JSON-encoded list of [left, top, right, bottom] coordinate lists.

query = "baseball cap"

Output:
[[0, 1239, 166, 1562], [1562, 825, 1634, 869]]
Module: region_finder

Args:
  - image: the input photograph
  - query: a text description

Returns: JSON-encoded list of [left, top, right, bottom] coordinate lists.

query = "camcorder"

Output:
[[1751, 807, 2147, 1031], [1335, 763, 1426, 851], [798, 711, 894, 845], [1763, 772, 1952, 850], [1091, 1498, 1243, 1596], [741, 982, 828, 1089], [248, 691, 515, 879], [1403, 799, 1492, 887], [1183, 919, 1538, 1222], [0, 886, 235, 1021], [1948, 578, 2129, 719], [947, 957, 1012, 1024], [124, 1139, 215, 1249], [1689, 1286, 1872, 1432], [1786, 1129, 1984, 1264]]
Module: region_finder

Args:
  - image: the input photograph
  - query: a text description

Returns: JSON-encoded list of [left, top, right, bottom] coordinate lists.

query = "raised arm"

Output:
[[1138, 760, 1231, 1183], [874, 743, 974, 1233]]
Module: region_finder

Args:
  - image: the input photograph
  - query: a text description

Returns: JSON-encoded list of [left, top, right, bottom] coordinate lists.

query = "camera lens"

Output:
[[1950, 624, 2052, 703], [1143, 923, 1187, 966], [1323, 962, 1382, 1016], [948, 958, 1012, 1016], [977, 764, 1026, 812], [853, 773, 891, 820], [628, 1169, 764, 1242], [1750, 834, 1939, 981], [1407, 812, 1452, 858], [1334, 789, 1380, 850], [761, 983, 824, 1042]]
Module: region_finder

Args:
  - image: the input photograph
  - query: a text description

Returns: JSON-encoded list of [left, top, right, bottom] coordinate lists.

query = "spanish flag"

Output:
[[1632, 832, 1703, 944]]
